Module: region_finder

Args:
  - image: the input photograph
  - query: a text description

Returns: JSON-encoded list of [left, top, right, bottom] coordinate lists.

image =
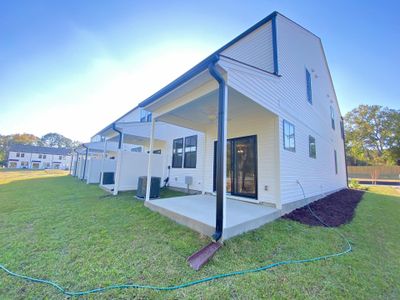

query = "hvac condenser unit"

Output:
[[136, 176, 161, 199]]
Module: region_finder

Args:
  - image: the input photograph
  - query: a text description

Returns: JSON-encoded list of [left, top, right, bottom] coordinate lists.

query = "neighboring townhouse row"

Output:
[[71, 106, 204, 195], [73, 11, 347, 240], [8, 144, 72, 170]]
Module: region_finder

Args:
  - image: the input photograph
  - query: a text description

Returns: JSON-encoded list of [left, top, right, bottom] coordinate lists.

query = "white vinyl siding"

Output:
[[276, 14, 346, 204], [222, 21, 274, 73]]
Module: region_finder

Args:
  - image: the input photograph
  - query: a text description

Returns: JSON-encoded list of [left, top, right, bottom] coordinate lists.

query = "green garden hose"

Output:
[[0, 182, 352, 297]]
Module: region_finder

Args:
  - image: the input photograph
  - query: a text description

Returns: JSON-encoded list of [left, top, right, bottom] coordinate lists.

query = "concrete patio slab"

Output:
[[145, 194, 281, 240]]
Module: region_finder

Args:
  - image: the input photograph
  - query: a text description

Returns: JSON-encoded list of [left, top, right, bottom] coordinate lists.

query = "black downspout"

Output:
[[112, 123, 123, 149], [82, 144, 89, 181], [208, 56, 225, 242], [73, 149, 79, 177]]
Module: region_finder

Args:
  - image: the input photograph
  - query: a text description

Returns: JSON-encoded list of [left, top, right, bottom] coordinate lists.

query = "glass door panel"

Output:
[[213, 136, 257, 199], [232, 136, 257, 198]]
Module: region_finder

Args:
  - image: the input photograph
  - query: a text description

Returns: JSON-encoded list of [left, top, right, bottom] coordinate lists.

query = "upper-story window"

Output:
[[340, 119, 345, 140], [59, 156, 63, 160], [131, 146, 142, 153], [309, 135, 316, 158], [184, 135, 197, 168], [39, 154, 42, 159], [21, 153, 25, 158], [306, 69, 312, 104], [330, 106, 335, 130], [140, 110, 152, 123], [43, 154, 47, 159], [16, 152, 20, 157], [283, 120, 296, 152]]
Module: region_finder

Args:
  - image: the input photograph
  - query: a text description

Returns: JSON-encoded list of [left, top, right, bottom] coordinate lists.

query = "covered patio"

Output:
[[145, 194, 281, 240], [142, 56, 281, 240], [95, 121, 169, 195]]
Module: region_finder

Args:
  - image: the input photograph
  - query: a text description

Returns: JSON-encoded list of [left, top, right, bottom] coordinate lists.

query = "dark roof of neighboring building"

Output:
[[9, 144, 72, 156]]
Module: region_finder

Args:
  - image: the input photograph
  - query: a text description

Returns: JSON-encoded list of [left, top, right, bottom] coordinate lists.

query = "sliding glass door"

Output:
[[213, 135, 257, 199]]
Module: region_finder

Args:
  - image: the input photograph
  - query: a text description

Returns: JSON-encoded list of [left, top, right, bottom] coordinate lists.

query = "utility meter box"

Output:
[[185, 176, 193, 186]]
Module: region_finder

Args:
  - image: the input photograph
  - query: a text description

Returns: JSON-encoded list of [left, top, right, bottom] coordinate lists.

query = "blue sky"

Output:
[[1, 0, 399, 141]]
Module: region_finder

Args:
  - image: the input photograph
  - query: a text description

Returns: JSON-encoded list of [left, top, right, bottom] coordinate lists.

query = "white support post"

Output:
[[86, 149, 91, 184], [145, 118, 155, 201], [222, 85, 228, 230], [100, 139, 107, 186], [201, 133, 207, 195], [113, 149, 122, 196]]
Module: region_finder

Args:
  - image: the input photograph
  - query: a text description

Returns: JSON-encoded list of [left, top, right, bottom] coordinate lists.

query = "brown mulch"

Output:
[[282, 189, 365, 227]]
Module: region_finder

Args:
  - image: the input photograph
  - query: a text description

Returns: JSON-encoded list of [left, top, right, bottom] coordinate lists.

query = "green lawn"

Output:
[[0, 170, 399, 299]]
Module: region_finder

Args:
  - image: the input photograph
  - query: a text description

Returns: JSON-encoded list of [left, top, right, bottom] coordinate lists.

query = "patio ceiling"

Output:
[[157, 87, 276, 132]]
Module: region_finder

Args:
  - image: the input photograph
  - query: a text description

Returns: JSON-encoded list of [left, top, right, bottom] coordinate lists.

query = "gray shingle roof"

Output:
[[9, 144, 72, 156]]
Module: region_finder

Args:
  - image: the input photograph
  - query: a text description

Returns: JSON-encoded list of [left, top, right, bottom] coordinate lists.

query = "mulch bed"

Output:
[[282, 189, 365, 227]]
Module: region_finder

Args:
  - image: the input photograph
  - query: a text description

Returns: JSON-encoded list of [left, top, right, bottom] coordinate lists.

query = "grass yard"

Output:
[[0, 170, 399, 299]]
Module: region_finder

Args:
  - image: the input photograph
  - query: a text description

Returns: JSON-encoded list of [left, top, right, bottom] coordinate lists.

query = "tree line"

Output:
[[0, 133, 81, 166], [0, 104, 398, 167], [345, 105, 400, 166]]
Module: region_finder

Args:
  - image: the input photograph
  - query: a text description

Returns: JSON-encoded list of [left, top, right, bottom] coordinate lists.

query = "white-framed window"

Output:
[[59, 155, 63, 160], [309, 135, 316, 158], [21, 153, 25, 158], [140, 110, 152, 123], [340, 119, 345, 140], [16, 152, 20, 157], [39, 154, 42, 159], [131, 146, 142, 153], [43, 154, 47, 159], [283, 120, 295, 152], [330, 106, 335, 130], [334, 150, 338, 174], [306, 68, 312, 104]]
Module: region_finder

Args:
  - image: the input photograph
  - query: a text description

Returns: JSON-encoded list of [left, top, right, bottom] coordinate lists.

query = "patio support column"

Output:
[[209, 59, 228, 241], [82, 145, 88, 181], [201, 134, 207, 195], [69, 152, 74, 174], [113, 148, 123, 196], [100, 139, 107, 186], [73, 151, 79, 177], [145, 118, 155, 201]]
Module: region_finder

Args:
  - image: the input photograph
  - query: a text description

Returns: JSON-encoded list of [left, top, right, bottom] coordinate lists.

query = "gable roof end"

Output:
[[138, 11, 279, 109]]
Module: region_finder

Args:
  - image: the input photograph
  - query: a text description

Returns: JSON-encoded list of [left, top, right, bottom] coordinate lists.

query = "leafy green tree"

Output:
[[40, 133, 73, 148], [344, 105, 400, 165]]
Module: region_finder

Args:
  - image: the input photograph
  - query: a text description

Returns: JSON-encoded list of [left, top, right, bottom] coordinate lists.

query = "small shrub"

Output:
[[349, 179, 361, 189]]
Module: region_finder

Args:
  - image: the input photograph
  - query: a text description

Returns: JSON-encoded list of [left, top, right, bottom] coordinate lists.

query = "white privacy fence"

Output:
[[114, 151, 165, 193], [87, 158, 117, 184]]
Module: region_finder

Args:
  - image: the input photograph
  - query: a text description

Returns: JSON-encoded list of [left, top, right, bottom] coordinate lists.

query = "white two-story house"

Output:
[[82, 11, 347, 240], [8, 144, 72, 170], [138, 11, 347, 240]]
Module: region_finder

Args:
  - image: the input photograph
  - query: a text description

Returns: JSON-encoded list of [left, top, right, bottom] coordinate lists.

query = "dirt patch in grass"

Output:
[[282, 189, 365, 227]]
